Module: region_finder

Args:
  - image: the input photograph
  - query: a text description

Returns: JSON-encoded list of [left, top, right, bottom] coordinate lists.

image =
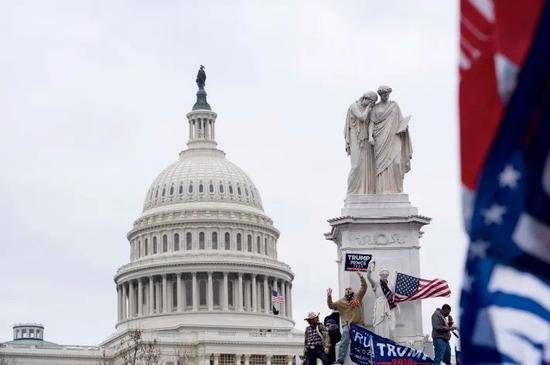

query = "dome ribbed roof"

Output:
[[143, 148, 263, 212]]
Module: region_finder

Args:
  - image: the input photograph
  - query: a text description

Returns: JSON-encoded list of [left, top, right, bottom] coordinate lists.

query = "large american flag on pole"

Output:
[[393, 272, 450, 303], [459, 0, 550, 363]]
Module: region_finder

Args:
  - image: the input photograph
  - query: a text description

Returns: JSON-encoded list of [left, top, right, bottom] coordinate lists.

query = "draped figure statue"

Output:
[[367, 263, 398, 340], [344, 91, 378, 194], [368, 86, 413, 194]]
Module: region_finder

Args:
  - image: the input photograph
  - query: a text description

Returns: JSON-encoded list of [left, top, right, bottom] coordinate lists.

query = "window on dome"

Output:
[[245, 187, 249, 196], [145, 238, 149, 255], [172, 281, 177, 309], [265, 238, 268, 256], [155, 189, 158, 198], [185, 280, 192, 307], [199, 183, 204, 193], [212, 232, 218, 249], [247, 235, 252, 252], [237, 234, 242, 251], [219, 184, 224, 193], [186, 232, 192, 250], [251, 189, 255, 198], [209, 183, 214, 193], [229, 185, 234, 194], [213, 279, 220, 306], [188, 183, 193, 194], [257, 236, 261, 253], [138, 240, 141, 257], [199, 280, 207, 306], [170, 186, 174, 195], [174, 233, 180, 251], [162, 188, 166, 197], [163, 235, 168, 252], [199, 232, 205, 249], [237, 186, 242, 195], [224, 232, 230, 250], [153, 237, 158, 254]]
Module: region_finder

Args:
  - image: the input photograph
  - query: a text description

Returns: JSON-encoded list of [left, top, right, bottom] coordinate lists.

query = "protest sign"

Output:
[[350, 324, 432, 365], [344, 253, 372, 272]]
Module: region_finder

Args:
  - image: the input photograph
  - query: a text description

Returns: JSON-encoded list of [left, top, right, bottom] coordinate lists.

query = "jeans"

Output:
[[336, 325, 350, 363], [433, 338, 451, 365], [306, 345, 331, 365]]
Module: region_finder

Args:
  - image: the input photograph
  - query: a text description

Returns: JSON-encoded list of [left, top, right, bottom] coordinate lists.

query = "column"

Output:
[[223, 272, 229, 311], [279, 279, 285, 317], [289, 284, 293, 319], [149, 276, 154, 314], [122, 282, 127, 319], [266, 355, 272, 365], [192, 272, 198, 311], [287, 355, 293, 365], [156, 281, 161, 313], [117, 285, 121, 321], [207, 272, 213, 311], [263, 276, 270, 314], [137, 279, 143, 316], [244, 354, 250, 365], [235, 354, 242, 365], [177, 274, 183, 312], [251, 274, 257, 312], [213, 354, 219, 365], [237, 273, 244, 311], [162, 274, 168, 313], [128, 280, 135, 318]]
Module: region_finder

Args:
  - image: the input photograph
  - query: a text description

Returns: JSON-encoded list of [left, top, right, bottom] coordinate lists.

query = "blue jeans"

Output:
[[306, 345, 331, 365], [433, 338, 451, 365], [336, 325, 350, 363]]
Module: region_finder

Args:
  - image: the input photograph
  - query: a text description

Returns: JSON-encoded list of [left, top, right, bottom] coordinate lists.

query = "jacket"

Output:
[[431, 308, 451, 341], [303, 323, 330, 355], [327, 274, 368, 325]]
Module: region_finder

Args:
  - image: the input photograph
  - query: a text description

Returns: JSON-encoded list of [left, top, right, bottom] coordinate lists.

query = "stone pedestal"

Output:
[[325, 194, 430, 345]]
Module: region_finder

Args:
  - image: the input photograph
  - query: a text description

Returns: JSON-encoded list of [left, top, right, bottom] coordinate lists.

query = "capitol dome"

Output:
[[112, 70, 299, 360], [143, 148, 264, 213]]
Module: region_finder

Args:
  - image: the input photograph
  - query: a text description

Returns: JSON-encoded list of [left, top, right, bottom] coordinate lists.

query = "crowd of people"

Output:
[[302, 271, 456, 365]]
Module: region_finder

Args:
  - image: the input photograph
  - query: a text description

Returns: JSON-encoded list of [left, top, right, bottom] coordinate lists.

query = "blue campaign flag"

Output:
[[349, 324, 432, 365]]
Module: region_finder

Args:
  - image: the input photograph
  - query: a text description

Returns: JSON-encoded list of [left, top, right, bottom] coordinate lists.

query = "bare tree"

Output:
[[113, 329, 161, 365]]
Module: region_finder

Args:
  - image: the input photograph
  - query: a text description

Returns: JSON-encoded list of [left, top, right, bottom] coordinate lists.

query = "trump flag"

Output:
[[349, 324, 432, 365]]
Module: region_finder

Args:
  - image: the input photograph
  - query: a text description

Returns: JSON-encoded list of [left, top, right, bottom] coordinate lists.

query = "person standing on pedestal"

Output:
[[366, 263, 398, 340], [327, 272, 368, 364], [344, 91, 378, 194], [303, 312, 331, 365], [431, 304, 456, 365]]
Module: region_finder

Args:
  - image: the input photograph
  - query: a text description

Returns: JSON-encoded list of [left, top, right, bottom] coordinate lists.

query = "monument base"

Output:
[[326, 193, 431, 351]]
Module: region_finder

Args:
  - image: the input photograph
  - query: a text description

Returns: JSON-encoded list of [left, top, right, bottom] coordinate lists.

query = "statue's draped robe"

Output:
[[345, 102, 375, 194], [371, 101, 412, 194]]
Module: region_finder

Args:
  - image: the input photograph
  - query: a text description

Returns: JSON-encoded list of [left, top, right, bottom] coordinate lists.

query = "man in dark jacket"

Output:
[[432, 304, 456, 365], [303, 312, 331, 365]]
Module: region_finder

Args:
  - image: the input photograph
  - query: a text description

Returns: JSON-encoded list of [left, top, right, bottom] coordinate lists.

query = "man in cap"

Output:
[[327, 272, 368, 364], [303, 311, 331, 365]]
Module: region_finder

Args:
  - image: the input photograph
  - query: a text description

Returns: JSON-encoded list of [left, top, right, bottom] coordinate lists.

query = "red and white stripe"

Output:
[[394, 279, 451, 303]]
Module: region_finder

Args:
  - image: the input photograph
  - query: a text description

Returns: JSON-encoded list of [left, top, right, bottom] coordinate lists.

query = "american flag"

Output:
[[393, 272, 450, 303], [271, 290, 284, 304], [459, 1, 550, 363]]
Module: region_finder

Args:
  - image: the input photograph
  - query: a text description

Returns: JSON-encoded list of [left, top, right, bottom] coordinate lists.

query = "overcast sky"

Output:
[[0, 1, 465, 345]]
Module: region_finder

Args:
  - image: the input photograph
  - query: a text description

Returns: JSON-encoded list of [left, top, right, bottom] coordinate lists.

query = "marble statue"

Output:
[[367, 262, 398, 340], [368, 86, 412, 194], [344, 91, 378, 194]]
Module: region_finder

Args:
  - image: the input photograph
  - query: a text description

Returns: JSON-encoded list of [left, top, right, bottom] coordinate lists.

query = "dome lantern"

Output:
[[187, 65, 217, 150]]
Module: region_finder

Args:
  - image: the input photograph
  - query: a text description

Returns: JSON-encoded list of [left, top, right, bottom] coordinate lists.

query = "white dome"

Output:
[[143, 148, 264, 212]]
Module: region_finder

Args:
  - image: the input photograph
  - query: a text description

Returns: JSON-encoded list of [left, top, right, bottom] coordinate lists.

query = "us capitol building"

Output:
[[0, 72, 303, 364]]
